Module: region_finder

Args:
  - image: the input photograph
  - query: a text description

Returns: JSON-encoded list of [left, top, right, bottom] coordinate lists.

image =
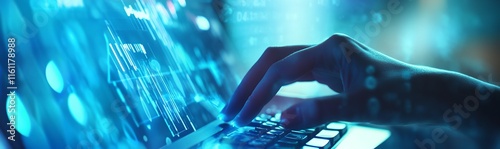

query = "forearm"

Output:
[[353, 64, 500, 127], [319, 35, 500, 128], [405, 65, 500, 131], [294, 34, 500, 132]]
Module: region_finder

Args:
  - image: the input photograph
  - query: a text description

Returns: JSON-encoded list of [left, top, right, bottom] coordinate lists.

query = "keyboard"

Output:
[[219, 114, 348, 149]]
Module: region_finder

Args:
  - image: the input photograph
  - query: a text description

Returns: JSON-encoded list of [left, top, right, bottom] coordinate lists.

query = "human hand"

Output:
[[220, 34, 500, 130]]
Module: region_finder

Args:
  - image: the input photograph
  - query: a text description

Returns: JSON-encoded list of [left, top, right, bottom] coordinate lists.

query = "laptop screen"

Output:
[[3, 0, 237, 148]]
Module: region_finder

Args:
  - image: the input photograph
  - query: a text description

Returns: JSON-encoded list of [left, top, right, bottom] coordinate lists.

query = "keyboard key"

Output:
[[306, 138, 331, 149], [253, 127, 268, 134], [248, 129, 267, 136], [277, 138, 299, 145], [291, 129, 316, 138], [306, 128, 320, 135], [269, 117, 281, 123], [248, 120, 262, 127], [261, 134, 277, 140], [285, 133, 308, 141], [267, 129, 285, 136], [252, 119, 263, 123], [316, 130, 340, 142], [326, 122, 347, 134], [255, 116, 267, 122], [259, 114, 272, 120], [326, 122, 346, 130], [274, 126, 286, 130], [291, 129, 315, 134], [263, 121, 278, 127]]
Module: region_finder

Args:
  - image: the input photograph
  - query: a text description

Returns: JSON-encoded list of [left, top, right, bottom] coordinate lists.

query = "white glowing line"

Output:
[[109, 44, 125, 72], [140, 96, 153, 122], [124, 5, 151, 20], [114, 43, 131, 71], [186, 115, 196, 131], [123, 44, 137, 71]]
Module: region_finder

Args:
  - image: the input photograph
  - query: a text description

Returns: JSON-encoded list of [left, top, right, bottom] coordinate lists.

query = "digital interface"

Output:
[[2, 0, 500, 149], [2, 0, 238, 148]]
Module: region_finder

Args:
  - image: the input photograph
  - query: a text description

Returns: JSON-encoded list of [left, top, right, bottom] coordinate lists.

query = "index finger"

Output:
[[232, 45, 322, 126], [221, 45, 311, 121]]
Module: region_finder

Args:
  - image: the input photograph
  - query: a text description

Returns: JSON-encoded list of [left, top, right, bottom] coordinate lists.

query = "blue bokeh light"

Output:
[[195, 16, 210, 30], [6, 95, 31, 137], [194, 95, 203, 102], [45, 61, 65, 93], [149, 59, 161, 72], [178, 0, 186, 7], [67, 93, 88, 125]]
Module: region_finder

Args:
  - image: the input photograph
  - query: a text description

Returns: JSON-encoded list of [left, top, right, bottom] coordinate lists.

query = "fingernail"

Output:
[[217, 114, 226, 121], [229, 121, 238, 127], [232, 119, 245, 127]]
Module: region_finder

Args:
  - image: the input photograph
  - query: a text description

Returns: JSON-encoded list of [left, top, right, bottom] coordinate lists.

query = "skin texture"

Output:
[[220, 34, 500, 143]]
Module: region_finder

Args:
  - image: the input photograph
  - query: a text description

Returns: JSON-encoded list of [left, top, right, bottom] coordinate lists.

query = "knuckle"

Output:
[[263, 47, 279, 57], [317, 33, 356, 56], [321, 33, 362, 61], [262, 46, 289, 63], [261, 47, 280, 62], [327, 33, 350, 44]]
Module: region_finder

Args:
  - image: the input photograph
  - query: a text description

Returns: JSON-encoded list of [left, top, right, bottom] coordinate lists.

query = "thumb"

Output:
[[280, 94, 353, 129]]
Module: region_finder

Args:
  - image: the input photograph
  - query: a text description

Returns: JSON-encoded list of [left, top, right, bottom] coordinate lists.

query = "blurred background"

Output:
[[1, 0, 500, 148], [214, 0, 500, 98]]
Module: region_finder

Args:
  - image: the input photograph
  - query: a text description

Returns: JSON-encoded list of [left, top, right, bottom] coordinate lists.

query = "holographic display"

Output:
[[102, 0, 237, 148], [1, 0, 237, 148]]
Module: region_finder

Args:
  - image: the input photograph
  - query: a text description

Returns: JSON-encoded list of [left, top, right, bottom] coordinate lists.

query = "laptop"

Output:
[[3, 0, 390, 148], [103, 1, 390, 148]]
